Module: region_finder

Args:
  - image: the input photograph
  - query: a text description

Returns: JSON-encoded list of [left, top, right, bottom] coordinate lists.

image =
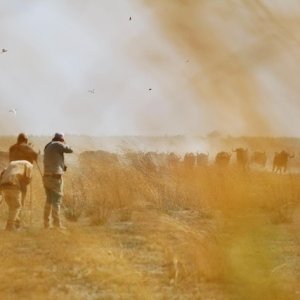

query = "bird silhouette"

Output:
[[129, 17, 132, 21], [88, 89, 95, 94], [1, 49, 8, 54], [149, 88, 152, 91], [9, 108, 17, 115]]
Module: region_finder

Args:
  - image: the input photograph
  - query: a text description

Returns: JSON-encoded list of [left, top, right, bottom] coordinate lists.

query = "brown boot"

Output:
[[15, 219, 21, 230], [5, 222, 15, 231]]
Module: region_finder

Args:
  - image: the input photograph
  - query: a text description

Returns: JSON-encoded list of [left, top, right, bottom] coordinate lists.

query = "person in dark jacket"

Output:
[[9, 133, 38, 164], [43, 132, 73, 229], [9, 133, 38, 206]]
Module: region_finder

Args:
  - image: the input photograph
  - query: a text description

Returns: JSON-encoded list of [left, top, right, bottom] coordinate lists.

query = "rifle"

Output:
[[36, 162, 43, 178]]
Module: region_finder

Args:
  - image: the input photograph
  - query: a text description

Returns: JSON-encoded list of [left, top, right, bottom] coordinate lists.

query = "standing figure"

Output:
[[0, 160, 33, 230], [9, 133, 38, 163], [9, 133, 38, 204], [43, 133, 73, 229]]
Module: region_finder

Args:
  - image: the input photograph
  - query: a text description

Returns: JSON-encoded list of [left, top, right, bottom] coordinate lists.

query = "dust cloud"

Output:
[[139, 0, 300, 137], [0, 1, 300, 137]]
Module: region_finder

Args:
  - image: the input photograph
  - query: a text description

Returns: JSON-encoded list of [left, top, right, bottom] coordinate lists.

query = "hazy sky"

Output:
[[1, 0, 300, 136]]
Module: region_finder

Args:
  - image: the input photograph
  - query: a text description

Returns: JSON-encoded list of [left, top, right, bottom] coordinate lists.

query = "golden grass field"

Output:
[[0, 136, 300, 300]]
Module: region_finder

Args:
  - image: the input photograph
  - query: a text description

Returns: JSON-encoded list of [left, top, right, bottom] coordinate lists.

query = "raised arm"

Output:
[[26, 145, 38, 162], [63, 144, 73, 154]]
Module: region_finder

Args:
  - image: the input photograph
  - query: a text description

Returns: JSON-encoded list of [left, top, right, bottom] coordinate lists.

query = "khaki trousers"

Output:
[[2, 189, 22, 230], [44, 187, 63, 228], [43, 176, 63, 228]]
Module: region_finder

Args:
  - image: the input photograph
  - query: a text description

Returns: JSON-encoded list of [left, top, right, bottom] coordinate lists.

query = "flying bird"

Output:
[[129, 17, 132, 21], [1, 49, 8, 54], [9, 108, 17, 115], [149, 88, 152, 91], [88, 89, 95, 94]]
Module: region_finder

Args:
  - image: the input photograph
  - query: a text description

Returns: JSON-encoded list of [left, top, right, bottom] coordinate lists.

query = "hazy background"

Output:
[[0, 0, 300, 137]]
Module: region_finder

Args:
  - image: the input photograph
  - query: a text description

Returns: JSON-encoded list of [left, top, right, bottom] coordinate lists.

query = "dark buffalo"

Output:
[[167, 152, 180, 169], [144, 152, 177, 173], [273, 151, 294, 173], [215, 152, 231, 166], [196, 152, 209, 167], [80, 150, 119, 164], [233, 148, 249, 170], [184, 153, 196, 169], [124, 151, 176, 173], [142, 152, 158, 172], [123, 151, 145, 170], [251, 151, 267, 167]]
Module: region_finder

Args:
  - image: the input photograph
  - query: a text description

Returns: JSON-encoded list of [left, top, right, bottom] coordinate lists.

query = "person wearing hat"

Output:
[[43, 133, 73, 229], [8, 133, 38, 211]]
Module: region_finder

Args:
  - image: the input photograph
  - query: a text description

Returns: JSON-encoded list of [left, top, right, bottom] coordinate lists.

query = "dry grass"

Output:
[[0, 147, 300, 299]]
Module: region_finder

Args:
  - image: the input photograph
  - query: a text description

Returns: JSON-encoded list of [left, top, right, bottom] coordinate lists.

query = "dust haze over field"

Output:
[[140, 0, 300, 136], [0, 0, 300, 137], [2, 2, 300, 300]]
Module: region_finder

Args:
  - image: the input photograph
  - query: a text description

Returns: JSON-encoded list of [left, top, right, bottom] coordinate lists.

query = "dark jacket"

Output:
[[9, 143, 38, 164]]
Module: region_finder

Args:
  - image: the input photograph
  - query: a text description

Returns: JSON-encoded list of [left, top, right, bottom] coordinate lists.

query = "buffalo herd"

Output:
[[80, 148, 296, 174]]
